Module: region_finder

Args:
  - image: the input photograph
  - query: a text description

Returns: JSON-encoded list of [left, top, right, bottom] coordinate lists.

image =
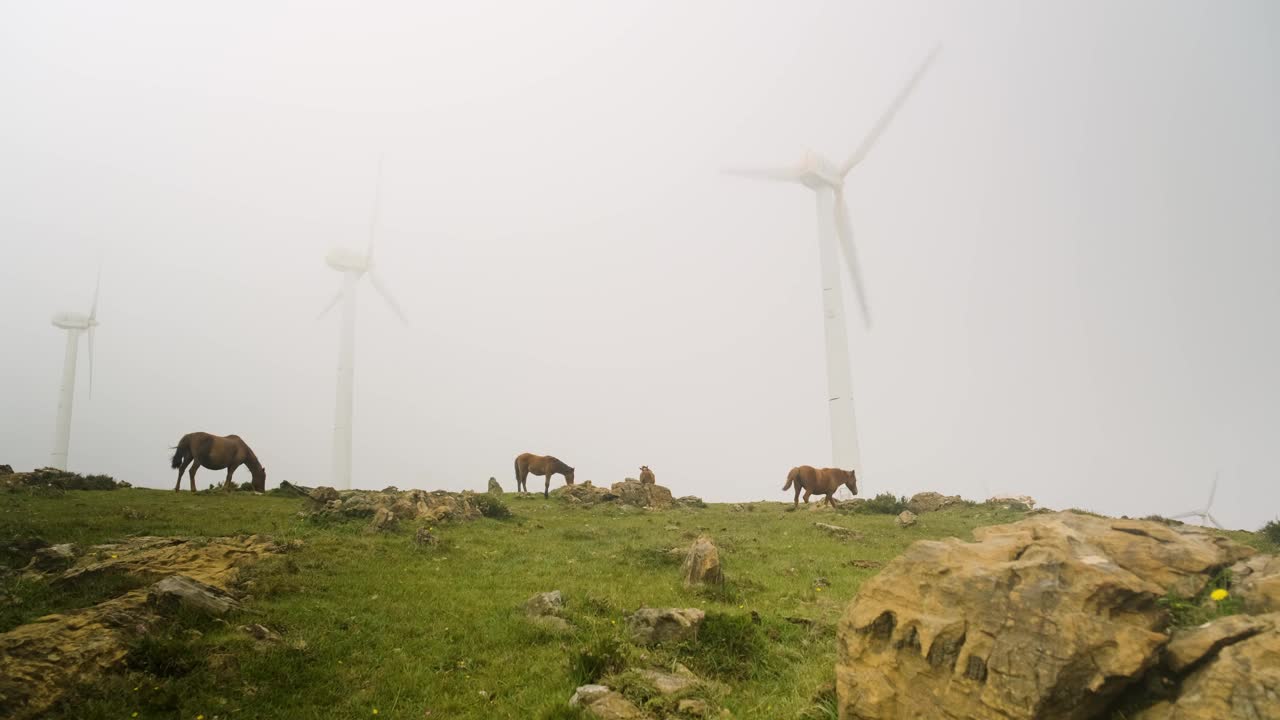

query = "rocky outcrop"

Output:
[[0, 467, 129, 492], [681, 536, 722, 587], [1230, 554, 1280, 614], [987, 494, 1037, 511], [148, 574, 240, 617], [487, 477, 503, 494], [905, 491, 962, 513], [551, 482, 620, 506], [610, 479, 673, 509], [835, 511, 1255, 720], [0, 534, 280, 720], [895, 511, 917, 528], [569, 684, 646, 719], [303, 488, 482, 525], [627, 607, 705, 646], [24, 543, 79, 572]]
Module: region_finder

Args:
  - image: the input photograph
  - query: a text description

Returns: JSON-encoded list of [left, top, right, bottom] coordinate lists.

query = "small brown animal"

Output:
[[170, 432, 266, 493], [514, 452, 576, 498], [783, 465, 858, 508], [638, 465, 655, 484]]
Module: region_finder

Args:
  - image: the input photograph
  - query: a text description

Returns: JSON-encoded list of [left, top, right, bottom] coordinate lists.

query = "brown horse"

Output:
[[783, 465, 858, 508], [171, 432, 266, 492], [514, 452, 575, 498], [638, 465, 655, 484]]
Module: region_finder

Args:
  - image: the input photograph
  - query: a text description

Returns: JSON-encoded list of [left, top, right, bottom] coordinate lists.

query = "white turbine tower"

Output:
[[49, 269, 101, 470], [725, 45, 941, 475], [1171, 472, 1224, 529], [318, 158, 408, 490]]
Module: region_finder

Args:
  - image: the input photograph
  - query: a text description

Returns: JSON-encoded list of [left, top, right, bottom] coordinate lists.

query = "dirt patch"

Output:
[[0, 534, 282, 720]]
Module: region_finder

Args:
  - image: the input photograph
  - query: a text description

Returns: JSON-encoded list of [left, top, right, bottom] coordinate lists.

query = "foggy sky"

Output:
[[2, 1, 1277, 529]]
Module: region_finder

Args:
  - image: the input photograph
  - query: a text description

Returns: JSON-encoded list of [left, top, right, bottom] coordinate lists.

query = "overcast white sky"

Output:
[[2, 1, 1277, 529]]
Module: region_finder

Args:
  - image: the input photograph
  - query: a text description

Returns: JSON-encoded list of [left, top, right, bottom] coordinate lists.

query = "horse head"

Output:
[[252, 465, 267, 491], [564, 467, 576, 485], [843, 469, 858, 497]]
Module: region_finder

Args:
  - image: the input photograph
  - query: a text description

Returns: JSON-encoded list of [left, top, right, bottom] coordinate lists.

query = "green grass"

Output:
[[0, 488, 1029, 719]]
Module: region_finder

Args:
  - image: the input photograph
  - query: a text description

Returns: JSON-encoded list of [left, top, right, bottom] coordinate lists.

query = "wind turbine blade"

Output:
[[317, 288, 344, 320], [834, 187, 872, 328], [1206, 513, 1223, 529], [368, 270, 408, 325], [721, 166, 802, 183], [367, 154, 385, 263], [89, 263, 101, 321], [87, 325, 95, 399], [841, 44, 942, 175]]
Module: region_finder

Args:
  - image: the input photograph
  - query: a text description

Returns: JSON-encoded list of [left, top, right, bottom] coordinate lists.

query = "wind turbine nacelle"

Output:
[[325, 248, 369, 273], [796, 153, 842, 189], [51, 312, 92, 330]]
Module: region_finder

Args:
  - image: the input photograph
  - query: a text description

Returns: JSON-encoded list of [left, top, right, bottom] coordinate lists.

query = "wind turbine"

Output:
[[1171, 472, 1224, 529], [724, 45, 942, 474], [49, 268, 101, 470], [318, 157, 408, 490]]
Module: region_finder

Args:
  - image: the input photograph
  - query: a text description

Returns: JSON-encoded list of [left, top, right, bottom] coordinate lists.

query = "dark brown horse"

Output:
[[514, 452, 575, 498], [783, 465, 858, 508], [171, 432, 266, 492]]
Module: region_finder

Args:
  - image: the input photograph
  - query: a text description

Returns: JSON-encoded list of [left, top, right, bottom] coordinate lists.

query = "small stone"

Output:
[[487, 477, 503, 494], [366, 506, 398, 533], [147, 575, 240, 617], [414, 526, 438, 547], [524, 590, 565, 617], [678, 698, 712, 717], [814, 522, 860, 540], [308, 486, 339, 503], [627, 607, 705, 646], [896, 510, 918, 528], [682, 536, 723, 587], [240, 623, 282, 643]]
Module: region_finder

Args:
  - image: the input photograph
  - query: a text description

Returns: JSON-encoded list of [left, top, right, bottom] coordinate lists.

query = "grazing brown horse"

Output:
[[514, 452, 575, 498], [638, 466, 655, 484], [783, 465, 858, 508], [171, 432, 266, 493]]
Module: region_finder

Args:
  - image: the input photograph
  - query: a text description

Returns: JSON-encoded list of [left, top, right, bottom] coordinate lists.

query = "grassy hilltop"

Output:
[[4, 485, 1267, 720]]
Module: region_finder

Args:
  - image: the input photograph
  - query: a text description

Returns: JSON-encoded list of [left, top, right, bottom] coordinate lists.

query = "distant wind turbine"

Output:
[[1171, 472, 1224, 529], [318, 157, 408, 490], [49, 268, 101, 470], [724, 45, 942, 474]]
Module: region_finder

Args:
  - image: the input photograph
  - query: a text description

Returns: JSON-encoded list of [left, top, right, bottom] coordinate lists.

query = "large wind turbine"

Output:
[[1171, 473, 1224, 529], [725, 45, 941, 474], [49, 269, 101, 470], [318, 158, 408, 490]]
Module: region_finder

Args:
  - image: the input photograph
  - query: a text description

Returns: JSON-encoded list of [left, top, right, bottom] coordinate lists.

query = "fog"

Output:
[[2, 1, 1277, 529]]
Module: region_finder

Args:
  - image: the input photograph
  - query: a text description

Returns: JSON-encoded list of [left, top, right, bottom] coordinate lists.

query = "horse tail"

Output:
[[783, 467, 797, 491], [170, 436, 190, 469], [513, 455, 520, 482]]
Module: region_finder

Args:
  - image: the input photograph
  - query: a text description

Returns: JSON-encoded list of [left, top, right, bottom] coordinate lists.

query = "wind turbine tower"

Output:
[[725, 45, 941, 474], [49, 270, 101, 470], [319, 158, 408, 490]]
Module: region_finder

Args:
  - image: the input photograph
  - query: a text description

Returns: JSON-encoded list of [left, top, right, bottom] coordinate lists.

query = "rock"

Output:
[[1231, 554, 1280, 614], [627, 607, 705, 646], [814, 577, 831, 589], [678, 698, 713, 717], [414, 526, 438, 547], [524, 590, 565, 617], [487, 477, 503, 494], [682, 535, 723, 587], [381, 486, 399, 493], [1163, 614, 1271, 673], [905, 492, 962, 514], [308, 486, 339, 503], [148, 574, 240, 617], [24, 543, 79, 572], [610, 479, 674, 509], [569, 685, 645, 719], [0, 464, 12, 475], [240, 623, 282, 643], [835, 511, 1256, 720], [366, 506, 398, 532], [551, 482, 619, 506], [729, 503, 747, 512], [815, 522, 861, 540], [1134, 613, 1280, 720], [674, 495, 706, 508], [896, 511, 917, 528], [986, 494, 1037, 511]]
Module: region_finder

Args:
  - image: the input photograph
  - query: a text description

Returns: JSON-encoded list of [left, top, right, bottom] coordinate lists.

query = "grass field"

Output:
[[3, 487, 1269, 720]]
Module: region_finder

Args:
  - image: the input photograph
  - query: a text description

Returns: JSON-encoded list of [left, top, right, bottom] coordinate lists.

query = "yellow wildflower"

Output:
[[373, 709, 380, 715], [1210, 588, 1229, 602]]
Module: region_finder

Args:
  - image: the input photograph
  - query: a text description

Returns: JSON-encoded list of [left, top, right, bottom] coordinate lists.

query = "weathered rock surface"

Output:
[[24, 543, 79, 572], [1163, 613, 1270, 673], [569, 685, 645, 719], [366, 506, 398, 533], [681, 535, 722, 587], [815, 522, 861, 540], [308, 486, 340, 503], [905, 491, 962, 514], [524, 590, 565, 617], [836, 511, 1255, 720], [627, 607, 705, 646], [1230, 553, 1280, 614], [1134, 613, 1280, 720], [0, 534, 280, 720], [304, 488, 482, 524], [551, 481, 620, 506], [673, 495, 706, 509], [414, 526, 439, 547], [0, 464, 12, 475], [895, 511, 917, 528], [148, 574, 240, 616], [611, 479, 674, 509], [987, 494, 1037, 511], [487, 477, 503, 494]]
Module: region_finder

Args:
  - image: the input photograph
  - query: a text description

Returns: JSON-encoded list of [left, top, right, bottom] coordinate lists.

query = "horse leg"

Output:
[[544, 474, 550, 499], [188, 464, 199, 492], [802, 488, 812, 505], [225, 466, 236, 492], [793, 483, 801, 508], [825, 493, 836, 508], [176, 458, 192, 492]]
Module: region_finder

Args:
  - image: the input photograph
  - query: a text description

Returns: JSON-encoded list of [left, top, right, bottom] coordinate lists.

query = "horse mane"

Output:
[[550, 456, 573, 473]]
